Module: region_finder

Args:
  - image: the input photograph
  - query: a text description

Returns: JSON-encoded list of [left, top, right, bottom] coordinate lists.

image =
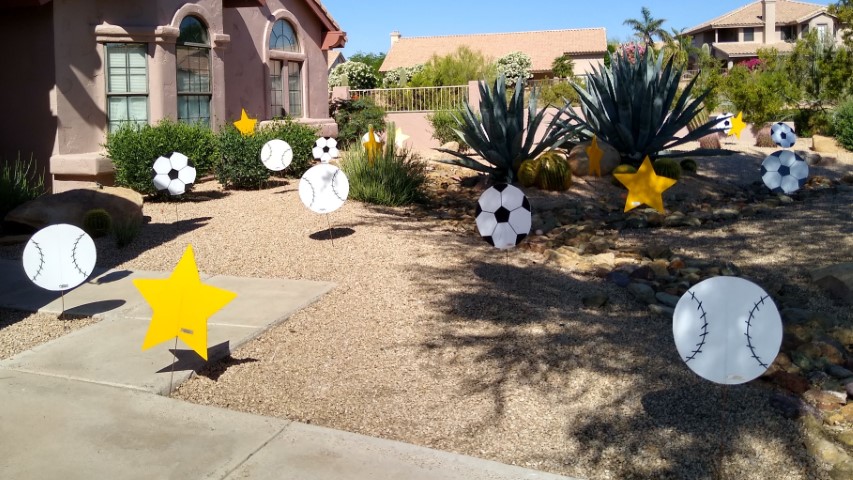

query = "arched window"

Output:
[[176, 16, 211, 126], [270, 20, 299, 52], [268, 19, 303, 118]]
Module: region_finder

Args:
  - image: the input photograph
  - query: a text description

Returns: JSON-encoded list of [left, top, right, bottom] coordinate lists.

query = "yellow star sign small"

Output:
[[134, 245, 236, 361], [393, 127, 410, 148], [729, 111, 747, 139], [363, 125, 382, 166], [586, 135, 604, 177], [613, 157, 677, 214], [233, 108, 257, 136]]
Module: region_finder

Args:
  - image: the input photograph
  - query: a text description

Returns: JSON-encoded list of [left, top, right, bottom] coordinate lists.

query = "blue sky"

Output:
[[321, 0, 833, 57]]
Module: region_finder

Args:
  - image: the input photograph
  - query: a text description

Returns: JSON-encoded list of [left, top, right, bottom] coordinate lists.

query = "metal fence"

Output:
[[349, 85, 468, 113]]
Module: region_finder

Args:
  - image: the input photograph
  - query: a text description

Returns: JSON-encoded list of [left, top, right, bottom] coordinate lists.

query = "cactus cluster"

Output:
[[82, 208, 112, 238], [653, 158, 682, 181], [518, 151, 572, 191], [680, 158, 698, 173], [611, 164, 637, 187]]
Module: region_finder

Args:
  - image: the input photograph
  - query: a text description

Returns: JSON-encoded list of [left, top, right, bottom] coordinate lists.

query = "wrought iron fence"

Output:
[[349, 85, 468, 112]]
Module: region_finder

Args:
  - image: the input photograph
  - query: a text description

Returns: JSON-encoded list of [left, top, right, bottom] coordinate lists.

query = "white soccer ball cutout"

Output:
[[714, 113, 733, 135], [673, 276, 782, 385], [152, 152, 196, 196], [475, 184, 532, 250], [312, 137, 339, 163], [23, 224, 97, 291], [260, 139, 293, 171], [770, 122, 797, 148], [761, 150, 809, 194], [298, 163, 349, 214]]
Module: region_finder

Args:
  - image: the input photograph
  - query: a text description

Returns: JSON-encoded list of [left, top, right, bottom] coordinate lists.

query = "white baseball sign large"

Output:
[[673, 276, 782, 385], [298, 163, 349, 214], [23, 224, 97, 291]]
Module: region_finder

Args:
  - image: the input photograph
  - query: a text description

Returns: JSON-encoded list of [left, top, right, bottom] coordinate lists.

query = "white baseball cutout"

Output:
[[260, 139, 293, 171], [298, 163, 349, 214], [673, 276, 782, 385], [23, 224, 97, 291]]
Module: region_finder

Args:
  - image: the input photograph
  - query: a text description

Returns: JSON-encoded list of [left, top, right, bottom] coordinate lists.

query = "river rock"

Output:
[[811, 263, 853, 305], [567, 140, 621, 176], [627, 282, 657, 305], [5, 186, 143, 230]]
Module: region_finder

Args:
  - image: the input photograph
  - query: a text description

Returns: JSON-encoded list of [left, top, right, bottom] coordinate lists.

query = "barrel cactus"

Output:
[[653, 158, 682, 181], [611, 164, 637, 187], [83, 208, 112, 238], [680, 158, 698, 174], [517, 151, 572, 191], [687, 103, 721, 150]]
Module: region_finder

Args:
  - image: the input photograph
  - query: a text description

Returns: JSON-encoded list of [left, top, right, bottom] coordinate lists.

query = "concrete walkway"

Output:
[[0, 259, 575, 479]]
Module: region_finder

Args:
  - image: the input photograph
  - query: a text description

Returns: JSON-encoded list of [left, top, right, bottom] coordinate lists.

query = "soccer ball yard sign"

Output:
[[770, 122, 797, 148], [715, 113, 733, 135], [761, 150, 809, 194], [475, 184, 532, 250], [152, 152, 196, 196]]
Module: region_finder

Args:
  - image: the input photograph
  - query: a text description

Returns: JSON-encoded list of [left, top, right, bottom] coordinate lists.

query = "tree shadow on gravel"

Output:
[[412, 255, 825, 479]]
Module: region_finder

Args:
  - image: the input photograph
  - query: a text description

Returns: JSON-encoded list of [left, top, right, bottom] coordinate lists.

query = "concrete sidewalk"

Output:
[[0, 259, 577, 479]]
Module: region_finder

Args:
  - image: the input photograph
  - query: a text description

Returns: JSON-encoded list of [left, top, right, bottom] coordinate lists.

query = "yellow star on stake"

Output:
[[233, 108, 257, 136], [613, 156, 677, 214], [728, 111, 747, 139], [134, 245, 237, 361], [364, 125, 382, 166], [394, 127, 410, 148], [586, 135, 604, 177]]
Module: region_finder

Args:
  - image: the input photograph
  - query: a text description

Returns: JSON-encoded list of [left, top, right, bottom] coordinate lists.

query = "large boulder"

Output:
[[567, 140, 621, 176], [813, 135, 846, 154], [5, 186, 143, 231], [811, 263, 853, 305]]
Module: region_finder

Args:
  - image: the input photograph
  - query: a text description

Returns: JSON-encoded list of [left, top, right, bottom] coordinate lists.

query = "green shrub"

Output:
[[340, 125, 427, 206], [106, 119, 218, 195], [82, 209, 112, 238], [332, 97, 386, 149], [793, 108, 834, 137], [0, 153, 45, 219], [538, 81, 580, 107], [834, 98, 853, 150], [653, 158, 682, 180], [680, 158, 698, 173], [216, 119, 318, 189], [427, 108, 473, 150]]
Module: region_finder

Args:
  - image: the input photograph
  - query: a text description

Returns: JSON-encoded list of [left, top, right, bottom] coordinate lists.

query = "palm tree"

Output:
[[623, 7, 668, 48], [661, 28, 698, 69]]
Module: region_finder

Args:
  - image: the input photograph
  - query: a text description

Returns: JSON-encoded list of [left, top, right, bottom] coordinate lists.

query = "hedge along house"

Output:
[[0, 0, 346, 193]]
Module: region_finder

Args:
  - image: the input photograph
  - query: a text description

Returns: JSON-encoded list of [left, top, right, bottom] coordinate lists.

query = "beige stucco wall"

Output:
[[0, 3, 56, 189], [223, 0, 335, 134], [572, 54, 605, 75]]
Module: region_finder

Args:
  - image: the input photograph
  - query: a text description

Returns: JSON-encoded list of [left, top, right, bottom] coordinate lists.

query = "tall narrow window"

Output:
[[176, 16, 211, 126], [106, 43, 148, 132], [269, 19, 304, 119], [288, 62, 302, 117], [743, 28, 754, 42]]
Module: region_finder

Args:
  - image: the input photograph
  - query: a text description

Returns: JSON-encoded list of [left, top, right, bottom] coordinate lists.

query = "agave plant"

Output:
[[562, 47, 730, 165], [435, 75, 582, 183]]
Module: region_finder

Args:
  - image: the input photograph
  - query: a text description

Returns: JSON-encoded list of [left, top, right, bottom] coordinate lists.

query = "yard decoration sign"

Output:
[[152, 152, 196, 196], [728, 112, 747, 139], [612, 156, 676, 214], [23, 224, 96, 292], [586, 136, 604, 177], [362, 125, 383, 166], [672, 276, 782, 385], [298, 163, 350, 214], [134, 244, 236, 361], [761, 150, 809, 194], [233, 108, 258, 136], [260, 139, 293, 171], [475, 184, 532, 250], [393, 127, 410, 148], [312, 137, 340, 163]]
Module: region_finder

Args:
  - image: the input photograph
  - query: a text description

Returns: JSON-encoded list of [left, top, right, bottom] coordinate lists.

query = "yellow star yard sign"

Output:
[[729, 111, 747, 139], [586, 135, 604, 177], [613, 157, 677, 214], [363, 125, 382, 166], [233, 108, 257, 136], [134, 245, 237, 361], [393, 127, 410, 148]]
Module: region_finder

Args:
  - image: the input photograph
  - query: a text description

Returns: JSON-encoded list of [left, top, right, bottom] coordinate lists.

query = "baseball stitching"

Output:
[[330, 170, 345, 201], [303, 178, 315, 206], [684, 290, 709, 363], [71, 233, 89, 278], [262, 144, 272, 163], [745, 295, 771, 369], [30, 240, 45, 281]]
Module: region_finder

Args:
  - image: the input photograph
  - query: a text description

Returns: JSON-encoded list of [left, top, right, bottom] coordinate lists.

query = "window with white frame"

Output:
[[106, 43, 148, 132], [176, 16, 211, 126], [269, 19, 304, 118]]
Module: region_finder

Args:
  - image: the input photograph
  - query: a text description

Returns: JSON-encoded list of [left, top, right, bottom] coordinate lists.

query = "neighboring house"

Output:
[[0, 0, 346, 192], [683, 0, 843, 68], [326, 50, 346, 73], [379, 28, 607, 80]]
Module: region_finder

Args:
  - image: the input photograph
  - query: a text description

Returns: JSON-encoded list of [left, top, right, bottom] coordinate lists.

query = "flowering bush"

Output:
[[329, 61, 378, 89], [741, 58, 763, 71], [381, 64, 425, 87], [619, 42, 647, 64], [496, 51, 533, 87]]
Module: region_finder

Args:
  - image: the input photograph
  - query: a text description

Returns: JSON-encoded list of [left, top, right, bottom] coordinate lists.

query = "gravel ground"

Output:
[[0, 310, 98, 359], [0, 144, 851, 479]]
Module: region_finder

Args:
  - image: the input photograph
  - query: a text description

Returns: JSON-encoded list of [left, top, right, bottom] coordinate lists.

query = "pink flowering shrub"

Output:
[[618, 42, 648, 64]]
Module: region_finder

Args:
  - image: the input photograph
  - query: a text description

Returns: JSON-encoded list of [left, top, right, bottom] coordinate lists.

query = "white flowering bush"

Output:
[[496, 51, 533, 87], [329, 61, 378, 89], [381, 64, 425, 87]]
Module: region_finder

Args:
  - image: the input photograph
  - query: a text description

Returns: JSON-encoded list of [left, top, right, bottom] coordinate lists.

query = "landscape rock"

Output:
[[770, 393, 807, 419], [439, 141, 461, 152], [606, 270, 631, 288], [5, 186, 143, 231], [648, 304, 674, 318], [813, 135, 846, 154], [827, 364, 853, 381], [772, 371, 810, 394], [567, 140, 621, 176], [582, 293, 609, 308], [655, 292, 680, 308], [811, 263, 853, 305], [627, 282, 657, 305]]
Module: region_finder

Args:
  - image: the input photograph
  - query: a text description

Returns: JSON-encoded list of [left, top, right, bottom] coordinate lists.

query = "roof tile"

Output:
[[684, 0, 829, 34]]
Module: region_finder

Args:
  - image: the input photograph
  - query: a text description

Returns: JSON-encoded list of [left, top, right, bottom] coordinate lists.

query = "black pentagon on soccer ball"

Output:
[[483, 235, 495, 246], [493, 183, 509, 193], [778, 165, 791, 177], [521, 197, 531, 211], [516, 233, 528, 245], [169, 169, 179, 180], [494, 206, 511, 223], [475, 204, 482, 216], [323, 146, 331, 153]]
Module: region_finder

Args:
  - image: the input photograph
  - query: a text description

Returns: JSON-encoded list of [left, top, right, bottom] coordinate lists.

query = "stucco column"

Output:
[[211, 34, 230, 131], [150, 41, 177, 123], [467, 80, 481, 114]]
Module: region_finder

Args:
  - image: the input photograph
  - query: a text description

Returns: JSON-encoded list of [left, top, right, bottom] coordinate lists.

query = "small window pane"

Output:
[[178, 95, 210, 126], [178, 16, 208, 45], [270, 20, 299, 52], [270, 60, 284, 118], [288, 61, 302, 117], [743, 28, 754, 42]]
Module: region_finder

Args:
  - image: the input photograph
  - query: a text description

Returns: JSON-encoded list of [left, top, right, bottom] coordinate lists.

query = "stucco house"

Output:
[[0, 0, 346, 192], [683, 0, 843, 68], [378, 28, 608, 80]]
